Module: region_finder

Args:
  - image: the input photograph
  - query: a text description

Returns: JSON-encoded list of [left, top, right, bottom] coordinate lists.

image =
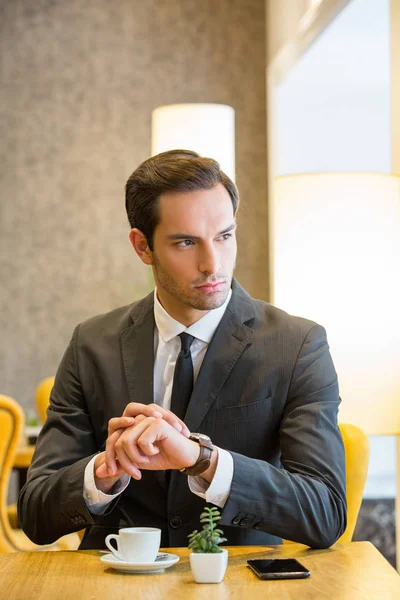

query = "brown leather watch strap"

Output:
[[179, 434, 213, 476]]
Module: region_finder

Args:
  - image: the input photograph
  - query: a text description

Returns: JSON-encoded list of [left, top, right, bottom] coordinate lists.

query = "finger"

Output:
[[122, 403, 163, 419], [159, 408, 190, 437], [105, 429, 124, 476], [106, 416, 148, 473], [126, 403, 189, 436], [108, 416, 135, 437], [131, 414, 147, 425], [115, 417, 158, 465], [137, 422, 167, 456], [95, 461, 125, 480], [150, 404, 190, 436], [95, 452, 134, 481], [113, 441, 144, 480]]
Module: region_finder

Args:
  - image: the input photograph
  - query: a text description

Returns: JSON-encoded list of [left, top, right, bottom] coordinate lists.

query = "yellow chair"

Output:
[[0, 394, 79, 552], [336, 422, 370, 543], [7, 376, 55, 527], [6, 376, 55, 529], [35, 376, 55, 424]]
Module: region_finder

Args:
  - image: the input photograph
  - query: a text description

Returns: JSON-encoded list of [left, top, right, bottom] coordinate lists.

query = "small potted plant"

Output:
[[188, 506, 228, 583]]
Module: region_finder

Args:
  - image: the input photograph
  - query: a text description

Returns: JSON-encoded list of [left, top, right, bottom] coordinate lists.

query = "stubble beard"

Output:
[[152, 255, 234, 311]]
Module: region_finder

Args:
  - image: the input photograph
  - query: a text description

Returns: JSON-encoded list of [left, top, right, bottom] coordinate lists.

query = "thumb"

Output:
[[95, 462, 124, 480]]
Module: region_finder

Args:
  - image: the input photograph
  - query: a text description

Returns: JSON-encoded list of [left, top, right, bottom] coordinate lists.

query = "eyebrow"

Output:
[[166, 223, 237, 241]]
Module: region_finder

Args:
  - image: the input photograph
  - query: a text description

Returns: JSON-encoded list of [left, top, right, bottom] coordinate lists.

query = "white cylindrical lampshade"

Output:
[[272, 173, 400, 435], [151, 104, 235, 181]]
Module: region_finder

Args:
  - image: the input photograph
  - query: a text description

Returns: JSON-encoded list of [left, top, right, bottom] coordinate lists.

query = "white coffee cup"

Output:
[[105, 527, 161, 563]]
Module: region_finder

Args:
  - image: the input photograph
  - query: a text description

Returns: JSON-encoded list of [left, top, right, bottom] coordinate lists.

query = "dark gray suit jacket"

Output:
[[19, 280, 346, 549]]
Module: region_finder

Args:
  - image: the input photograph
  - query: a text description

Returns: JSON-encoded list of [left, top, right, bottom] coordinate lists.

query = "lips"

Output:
[[195, 281, 225, 293]]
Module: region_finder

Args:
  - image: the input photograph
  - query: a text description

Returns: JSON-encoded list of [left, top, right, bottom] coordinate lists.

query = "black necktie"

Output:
[[170, 332, 195, 421]]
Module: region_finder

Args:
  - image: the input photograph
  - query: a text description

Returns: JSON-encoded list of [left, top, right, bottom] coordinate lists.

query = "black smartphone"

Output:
[[247, 558, 310, 580]]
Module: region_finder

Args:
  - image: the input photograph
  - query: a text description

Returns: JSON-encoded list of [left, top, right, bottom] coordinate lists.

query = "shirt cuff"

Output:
[[188, 447, 234, 508], [83, 454, 131, 514]]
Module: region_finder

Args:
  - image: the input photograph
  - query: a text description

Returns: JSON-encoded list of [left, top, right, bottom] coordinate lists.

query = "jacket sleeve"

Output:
[[18, 326, 118, 545], [219, 324, 347, 548]]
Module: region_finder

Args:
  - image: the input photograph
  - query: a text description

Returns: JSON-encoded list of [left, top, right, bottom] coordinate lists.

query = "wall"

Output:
[[0, 0, 267, 409]]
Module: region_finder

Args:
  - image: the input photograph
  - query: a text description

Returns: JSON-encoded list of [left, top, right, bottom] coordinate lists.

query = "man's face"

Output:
[[150, 183, 237, 324]]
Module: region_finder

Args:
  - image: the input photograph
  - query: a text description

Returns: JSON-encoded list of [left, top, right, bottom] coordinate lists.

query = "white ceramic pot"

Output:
[[189, 548, 228, 583]]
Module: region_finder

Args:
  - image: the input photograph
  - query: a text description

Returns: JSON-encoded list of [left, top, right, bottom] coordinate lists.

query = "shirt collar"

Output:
[[154, 288, 232, 344]]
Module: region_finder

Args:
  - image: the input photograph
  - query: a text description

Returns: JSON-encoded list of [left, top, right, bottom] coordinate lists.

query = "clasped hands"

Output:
[[94, 403, 201, 493]]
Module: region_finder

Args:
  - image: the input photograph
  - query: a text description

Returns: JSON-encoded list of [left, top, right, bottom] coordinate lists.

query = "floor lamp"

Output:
[[271, 172, 400, 562]]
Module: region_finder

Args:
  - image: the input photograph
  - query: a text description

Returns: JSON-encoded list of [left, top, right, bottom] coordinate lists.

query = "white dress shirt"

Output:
[[83, 289, 234, 513]]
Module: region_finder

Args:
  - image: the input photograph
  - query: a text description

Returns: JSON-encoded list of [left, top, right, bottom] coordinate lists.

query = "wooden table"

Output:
[[14, 426, 41, 479], [14, 444, 35, 469], [0, 542, 399, 599]]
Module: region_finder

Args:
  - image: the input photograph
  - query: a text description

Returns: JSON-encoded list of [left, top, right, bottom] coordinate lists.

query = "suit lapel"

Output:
[[184, 281, 255, 432], [121, 292, 155, 407], [120, 292, 169, 492]]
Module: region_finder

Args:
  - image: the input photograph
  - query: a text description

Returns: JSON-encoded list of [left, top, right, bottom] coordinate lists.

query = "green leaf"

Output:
[[187, 530, 198, 539], [188, 505, 227, 551]]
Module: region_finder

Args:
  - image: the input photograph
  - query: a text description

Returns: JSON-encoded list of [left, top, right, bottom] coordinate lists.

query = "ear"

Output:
[[129, 228, 154, 265]]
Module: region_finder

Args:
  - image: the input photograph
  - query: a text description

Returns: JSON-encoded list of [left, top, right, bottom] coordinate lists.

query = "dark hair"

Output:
[[125, 149, 239, 250]]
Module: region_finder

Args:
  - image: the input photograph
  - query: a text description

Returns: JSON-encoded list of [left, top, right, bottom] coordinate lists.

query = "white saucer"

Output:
[[100, 552, 180, 574]]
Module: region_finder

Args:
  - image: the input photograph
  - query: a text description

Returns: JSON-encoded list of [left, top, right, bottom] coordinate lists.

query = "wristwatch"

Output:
[[180, 433, 213, 476]]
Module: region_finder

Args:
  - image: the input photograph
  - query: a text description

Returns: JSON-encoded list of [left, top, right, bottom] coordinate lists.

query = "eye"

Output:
[[218, 233, 232, 241], [175, 239, 194, 247]]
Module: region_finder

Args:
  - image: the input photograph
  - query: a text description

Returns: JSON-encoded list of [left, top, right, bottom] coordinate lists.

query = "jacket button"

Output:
[[232, 516, 241, 525], [169, 516, 182, 529], [253, 522, 264, 530], [239, 518, 251, 527]]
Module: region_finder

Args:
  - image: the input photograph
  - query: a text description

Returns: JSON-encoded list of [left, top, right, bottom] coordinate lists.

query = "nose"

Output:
[[198, 244, 220, 276]]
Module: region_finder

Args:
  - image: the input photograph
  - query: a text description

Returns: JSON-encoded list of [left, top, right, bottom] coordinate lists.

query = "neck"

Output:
[[155, 290, 209, 327]]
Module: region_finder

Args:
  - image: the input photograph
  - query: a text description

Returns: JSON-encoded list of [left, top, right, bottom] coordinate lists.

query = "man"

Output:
[[19, 150, 346, 550]]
